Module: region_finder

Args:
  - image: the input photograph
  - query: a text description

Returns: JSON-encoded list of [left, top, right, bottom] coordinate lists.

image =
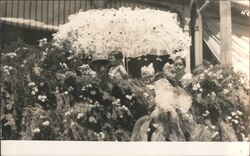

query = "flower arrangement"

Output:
[[53, 7, 190, 59], [189, 65, 249, 141]]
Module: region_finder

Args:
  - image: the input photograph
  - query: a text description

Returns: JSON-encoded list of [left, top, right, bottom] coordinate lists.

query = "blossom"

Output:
[[6, 52, 17, 58], [65, 111, 71, 116], [125, 95, 132, 100], [231, 112, 237, 116], [68, 86, 74, 92], [223, 89, 230, 94], [90, 90, 96, 95], [64, 91, 69, 95], [42, 120, 50, 126], [156, 58, 162, 61], [143, 92, 149, 97], [89, 116, 97, 123], [77, 113, 83, 119], [28, 82, 35, 87], [192, 83, 201, 91], [31, 87, 39, 95], [237, 110, 243, 116], [202, 110, 210, 117], [211, 92, 216, 100], [121, 105, 129, 111], [227, 116, 232, 120], [38, 95, 47, 102], [232, 119, 239, 124], [81, 86, 86, 91], [211, 131, 219, 138], [32, 128, 41, 133], [99, 132, 105, 139], [211, 125, 216, 130], [152, 123, 158, 128], [70, 122, 75, 127], [3, 65, 13, 74]]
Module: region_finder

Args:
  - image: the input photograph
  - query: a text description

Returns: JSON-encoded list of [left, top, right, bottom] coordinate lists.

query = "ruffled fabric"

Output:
[[131, 78, 216, 141]]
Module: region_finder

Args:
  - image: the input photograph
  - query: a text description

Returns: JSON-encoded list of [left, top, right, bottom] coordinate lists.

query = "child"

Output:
[[108, 51, 128, 79]]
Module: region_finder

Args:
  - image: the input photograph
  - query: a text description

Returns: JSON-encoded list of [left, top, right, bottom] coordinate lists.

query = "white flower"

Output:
[[99, 132, 105, 139], [227, 83, 233, 89], [232, 119, 239, 124], [6, 53, 17, 58], [77, 113, 83, 119], [121, 105, 129, 111], [65, 111, 71, 116], [152, 123, 158, 128], [31, 87, 39, 95], [68, 86, 74, 91], [32, 128, 41, 133], [70, 122, 75, 127], [231, 112, 237, 116], [125, 95, 132, 100], [227, 116, 232, 120], [199, 88, 203, 92], [64, 91, 69, 95], [200, 73, 205, 80], [143, 92, 149, 97], [90, 90, 96, 95], [156, 58, 162, 61], [211, 92, 216, 100], [237, 110, 243, 116], [212, 131, 219, 138], [223, 89, 229, 94], [147, 128, 151, 132], [81, 86, 86, 91], [89, 116, 97, 123], [42, 121, 50, 126], [211, 125, 216, 130], [116, 98, 121, 103], [38, 95, 47, 102]]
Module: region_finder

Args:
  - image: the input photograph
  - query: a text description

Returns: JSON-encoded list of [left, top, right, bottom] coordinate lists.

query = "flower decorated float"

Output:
[[1, 7, 249, 141]]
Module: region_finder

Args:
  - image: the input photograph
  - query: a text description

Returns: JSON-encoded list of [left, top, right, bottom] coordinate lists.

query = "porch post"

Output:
[[219, 0, 232, 66]]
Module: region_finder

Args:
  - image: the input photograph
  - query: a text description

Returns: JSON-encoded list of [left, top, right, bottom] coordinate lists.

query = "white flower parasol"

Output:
[[53, 7, 190, 59]]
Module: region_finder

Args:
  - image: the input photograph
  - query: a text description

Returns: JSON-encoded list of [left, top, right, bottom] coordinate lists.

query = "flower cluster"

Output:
[[53, 7, 190, 59]]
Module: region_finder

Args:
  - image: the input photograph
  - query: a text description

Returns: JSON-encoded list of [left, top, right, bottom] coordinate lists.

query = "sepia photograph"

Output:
[[0, 0, 249, 155]]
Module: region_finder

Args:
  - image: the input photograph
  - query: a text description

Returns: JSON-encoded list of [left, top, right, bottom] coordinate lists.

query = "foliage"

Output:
[[188, 65, 250, 141], [1, 40, 249, 141]]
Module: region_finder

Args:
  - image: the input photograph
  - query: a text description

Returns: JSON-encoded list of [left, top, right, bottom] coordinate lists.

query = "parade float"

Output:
[[1, 8, 249, 141]]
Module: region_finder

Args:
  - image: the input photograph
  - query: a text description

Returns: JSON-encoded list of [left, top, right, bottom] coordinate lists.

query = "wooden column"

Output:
[[183, 6, 191, 73], [194, 11, 203, 67], [219, 0, 232, 66]]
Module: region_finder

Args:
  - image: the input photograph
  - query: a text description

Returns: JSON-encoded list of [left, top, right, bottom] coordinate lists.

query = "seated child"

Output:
[[108, 51, 128, 79]]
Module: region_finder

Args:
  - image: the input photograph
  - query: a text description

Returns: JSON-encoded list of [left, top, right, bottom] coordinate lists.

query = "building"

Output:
[[1, 0, 249, 76]]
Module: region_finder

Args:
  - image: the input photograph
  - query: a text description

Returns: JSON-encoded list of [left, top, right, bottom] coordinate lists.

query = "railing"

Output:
[[0, 0, 174, 31]]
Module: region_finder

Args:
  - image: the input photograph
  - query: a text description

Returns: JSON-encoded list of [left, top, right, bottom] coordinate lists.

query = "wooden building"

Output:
[[1, 0, 249, 76]]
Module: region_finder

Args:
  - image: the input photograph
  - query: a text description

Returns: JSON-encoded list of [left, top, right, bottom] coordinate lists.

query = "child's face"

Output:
[[163, 64, 175, 79], [141, 71, 155, 83], [108, 55, 122, 66], [175, 59, 185, 73], [108, 55, 116, 62]]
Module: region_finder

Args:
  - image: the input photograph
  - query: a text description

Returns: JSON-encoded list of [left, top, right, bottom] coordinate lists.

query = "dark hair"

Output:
[[174, 56, 186, 68], [110, 51, 123, 60]]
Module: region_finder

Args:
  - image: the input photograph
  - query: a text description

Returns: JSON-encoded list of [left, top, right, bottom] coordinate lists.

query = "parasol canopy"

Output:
[[53, 7, 190, 59]]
